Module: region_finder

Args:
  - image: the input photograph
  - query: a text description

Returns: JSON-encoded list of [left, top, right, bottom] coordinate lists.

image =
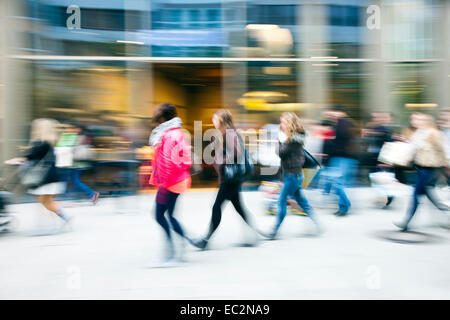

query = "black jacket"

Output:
[[277, 132, 305, 175], [329, 117, 358, 159], [25, 141, 61, 186]]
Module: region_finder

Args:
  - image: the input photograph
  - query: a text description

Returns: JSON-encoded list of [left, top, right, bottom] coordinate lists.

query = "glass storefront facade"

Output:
[[1, 0, 449, 187]]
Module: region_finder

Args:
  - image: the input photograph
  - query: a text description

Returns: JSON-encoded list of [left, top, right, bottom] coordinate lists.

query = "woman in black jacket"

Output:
[[193, 109, 259, 249], [8, 119, 71, 227], [269, 112, 322, 239]]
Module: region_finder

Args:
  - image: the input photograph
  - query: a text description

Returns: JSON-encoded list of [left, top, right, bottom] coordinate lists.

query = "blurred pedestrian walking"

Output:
[[268, 112, 322, 239], [149, 103, 193, 266], [323, 105, 359, 216], [362, 112, 395, 173], [57, 124, 99, 204], [363, 112, 400, 208], [6, 118, 71, 232], [395, 113, 450, 231], [193, 109, 259, 250]]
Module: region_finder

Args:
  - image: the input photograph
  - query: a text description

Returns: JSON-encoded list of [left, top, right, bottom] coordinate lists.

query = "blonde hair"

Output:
[[280, 112, 305, 142], [213, 109, 235, 129], [30, 118, 61, 146]]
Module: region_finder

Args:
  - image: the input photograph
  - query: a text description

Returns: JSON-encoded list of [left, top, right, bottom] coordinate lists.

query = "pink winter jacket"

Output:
[[150, 128, 192, 189]]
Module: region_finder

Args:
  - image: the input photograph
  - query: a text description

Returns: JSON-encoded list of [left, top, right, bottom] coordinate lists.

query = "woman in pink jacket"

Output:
[[149, 103, 193, 266]]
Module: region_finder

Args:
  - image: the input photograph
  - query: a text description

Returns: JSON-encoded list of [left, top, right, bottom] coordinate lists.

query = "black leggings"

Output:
[[155, 188, 185, 245], [205, 182, 253, 240]]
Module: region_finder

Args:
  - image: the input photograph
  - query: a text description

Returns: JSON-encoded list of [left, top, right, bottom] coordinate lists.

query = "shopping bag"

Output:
[[378, 141, 415, 167], [302, 167, 319, 189], [55, 147, 74, 168]]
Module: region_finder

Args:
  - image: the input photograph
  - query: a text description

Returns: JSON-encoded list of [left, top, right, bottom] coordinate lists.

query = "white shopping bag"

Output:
[[369, 171, 410, 197], [55, 147, 74, 168], [378, 141, 415, 167]]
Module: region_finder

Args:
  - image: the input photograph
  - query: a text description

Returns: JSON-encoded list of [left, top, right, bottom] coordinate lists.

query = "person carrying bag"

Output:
[[56, 125, 99, 204], [394, 113, 450, 231], [19, 149, 53, 189], [6, 118, 72, 230], [193, 109, 261, 250], [266, 112, 323, 239]]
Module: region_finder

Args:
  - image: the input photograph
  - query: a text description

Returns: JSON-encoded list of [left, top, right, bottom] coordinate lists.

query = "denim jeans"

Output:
[[65, 168, 95, 199], [403, 167, 447, 228], [274, 173, 319, 233], [326, 157, 358, 213]]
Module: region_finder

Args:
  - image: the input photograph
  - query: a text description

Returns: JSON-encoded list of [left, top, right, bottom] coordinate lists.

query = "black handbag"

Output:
[[223, 132, 254, 183], [303, 148, 321, 169], [18, 151, 52, 188]]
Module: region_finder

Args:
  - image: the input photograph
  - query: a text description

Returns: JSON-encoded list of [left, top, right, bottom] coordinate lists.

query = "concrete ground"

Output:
[[1, 187, 450, 300]]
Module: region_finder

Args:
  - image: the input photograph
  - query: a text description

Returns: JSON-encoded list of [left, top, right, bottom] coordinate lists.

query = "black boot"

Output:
[[384, 196, 394, 208], [192, 238, 208, 250]]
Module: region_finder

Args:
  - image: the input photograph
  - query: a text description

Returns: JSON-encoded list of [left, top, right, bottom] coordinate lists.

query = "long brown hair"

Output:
[[280, 112, 305, 142], [213, 109, 235, 130]]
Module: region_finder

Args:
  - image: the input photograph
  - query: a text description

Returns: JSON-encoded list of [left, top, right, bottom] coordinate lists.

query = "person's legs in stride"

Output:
[[166, 191, 183, 237], [229, 185, 252, 226], [326, 157, 343, 210], [331, 157, 353, 215], [70, 169, 99, 203], [0, 193, 5, 212], [423, 169, 450, 211], [318, 168, 335, 209], [155, 201, 175, 259], [165, 191, 192, 257], [320, 167, 332, 195], [193, 184, 228, 250], [424, 187, 450, 211], [228, 185, 260, 244], [272, 175, 295, 239], [39, 194, 72, 224], [292, 175, 322, 233], [396, 168, 430, 231], [397, 186, 420, 232], [334, 181, 351, 214], [154, 188, 175, 259]]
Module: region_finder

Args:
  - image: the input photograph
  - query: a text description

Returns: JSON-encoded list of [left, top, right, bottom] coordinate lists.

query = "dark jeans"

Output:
[[205, 181, 253, 240], [404, 167, 448, 228], [394, 166, 409, 185], [155, 188, 186, 257], [0, 194, 4, 212]]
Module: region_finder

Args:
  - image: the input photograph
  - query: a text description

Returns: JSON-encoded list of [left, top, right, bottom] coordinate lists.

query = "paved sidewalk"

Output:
[[0, 188, 450, 299]]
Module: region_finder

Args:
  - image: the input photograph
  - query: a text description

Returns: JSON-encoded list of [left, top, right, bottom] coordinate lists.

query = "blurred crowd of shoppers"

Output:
[[147, 104, 321, 266], [2, 101, 450, 266], [315, 106, 450, 232]]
